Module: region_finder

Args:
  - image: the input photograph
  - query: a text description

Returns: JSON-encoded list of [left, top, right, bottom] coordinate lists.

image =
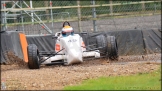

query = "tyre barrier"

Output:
[[1, 28, 161, 63], [87, 28, 161, 56], [1, 31, 28, 64]]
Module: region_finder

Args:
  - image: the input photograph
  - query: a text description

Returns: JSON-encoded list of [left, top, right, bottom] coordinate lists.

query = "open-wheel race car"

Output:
[[27, 21, 118, 69]]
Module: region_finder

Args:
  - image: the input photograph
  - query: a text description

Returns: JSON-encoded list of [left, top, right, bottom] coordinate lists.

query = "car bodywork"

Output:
[[41, 32, 100, 65], [27, 22, 118, 69]]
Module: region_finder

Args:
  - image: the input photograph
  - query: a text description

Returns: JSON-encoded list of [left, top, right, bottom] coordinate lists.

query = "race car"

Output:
[[27, 21, 118, 69]]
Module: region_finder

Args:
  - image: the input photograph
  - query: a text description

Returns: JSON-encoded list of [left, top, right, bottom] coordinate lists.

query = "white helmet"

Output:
[[62, 21, 74, 37]]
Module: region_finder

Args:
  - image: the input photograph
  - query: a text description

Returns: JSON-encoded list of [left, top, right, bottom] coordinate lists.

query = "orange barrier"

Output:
[[19, 33, 28, 62]]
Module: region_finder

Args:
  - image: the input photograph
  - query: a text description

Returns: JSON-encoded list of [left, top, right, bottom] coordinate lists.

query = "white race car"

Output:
[[27, 21, 118, 69]]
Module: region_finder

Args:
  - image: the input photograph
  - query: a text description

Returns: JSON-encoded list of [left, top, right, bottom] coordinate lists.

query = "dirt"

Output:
[[1, 53, 161, 90], [2, 51, 27, 67]]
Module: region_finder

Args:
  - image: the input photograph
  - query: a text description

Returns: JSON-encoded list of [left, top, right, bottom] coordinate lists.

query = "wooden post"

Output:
[[142, 1, 146, 12], [77, 0, 82, 32], [110, 0, 113, 15], [44, 1, 49, 20]]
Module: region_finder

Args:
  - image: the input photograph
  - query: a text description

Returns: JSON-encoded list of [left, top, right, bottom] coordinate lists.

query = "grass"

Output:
[[63, 65, 161, 90]]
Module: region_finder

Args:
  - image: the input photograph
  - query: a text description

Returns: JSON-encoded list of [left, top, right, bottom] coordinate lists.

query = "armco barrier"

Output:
[[1, 28, 161, 63]]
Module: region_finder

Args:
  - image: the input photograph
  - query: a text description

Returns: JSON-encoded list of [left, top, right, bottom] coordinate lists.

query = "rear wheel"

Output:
[[27, 44, 40, 69], [107, 36, 119, 60], [96, 35, 107, 56]]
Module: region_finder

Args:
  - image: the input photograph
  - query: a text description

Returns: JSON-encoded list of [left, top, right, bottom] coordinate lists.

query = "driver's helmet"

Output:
[[62, 25, 74, 37]]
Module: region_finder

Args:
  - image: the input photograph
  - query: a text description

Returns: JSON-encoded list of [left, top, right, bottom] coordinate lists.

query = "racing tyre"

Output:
[[96, 35, 107, 56], [107, 36, 119, 60], [27, 44, 40, 69]]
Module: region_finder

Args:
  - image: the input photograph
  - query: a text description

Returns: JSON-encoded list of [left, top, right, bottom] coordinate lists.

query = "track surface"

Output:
[[1, 53, 161, 90]]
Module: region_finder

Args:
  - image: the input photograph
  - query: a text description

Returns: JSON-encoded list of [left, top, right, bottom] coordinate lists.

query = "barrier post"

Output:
[[77, 0, 82, 32], [30, 0, 34, 25], [50, 0, 54, 34], [91, 0, 97, 32]]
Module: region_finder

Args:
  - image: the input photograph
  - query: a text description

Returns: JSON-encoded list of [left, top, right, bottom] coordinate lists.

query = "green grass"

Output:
[[63, 65, 161, 90]]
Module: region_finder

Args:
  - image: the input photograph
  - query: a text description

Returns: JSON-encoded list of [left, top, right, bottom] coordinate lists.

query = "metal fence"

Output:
[[1, 0, 161, 35]]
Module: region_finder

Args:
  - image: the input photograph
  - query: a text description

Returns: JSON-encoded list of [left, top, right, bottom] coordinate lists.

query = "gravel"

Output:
[[1, 53, 161, 90]]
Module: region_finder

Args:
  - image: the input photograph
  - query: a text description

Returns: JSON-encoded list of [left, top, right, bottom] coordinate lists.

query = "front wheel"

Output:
[[27, 44, 40, 69]]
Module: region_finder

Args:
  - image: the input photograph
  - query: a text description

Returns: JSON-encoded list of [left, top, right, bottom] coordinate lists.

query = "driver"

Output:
[[61, 21, 74, 37]]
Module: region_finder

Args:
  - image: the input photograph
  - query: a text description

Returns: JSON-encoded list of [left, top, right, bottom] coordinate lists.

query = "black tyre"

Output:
[[107, 36, 119, 60], [27, 44, 40, 69], [96, 35, 107, 56]]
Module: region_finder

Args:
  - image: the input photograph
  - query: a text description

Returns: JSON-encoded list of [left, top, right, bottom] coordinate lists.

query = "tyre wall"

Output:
[[107, 30, 145, 55], [1, 28, 161, 63], [142, 28, 161, 54], [26, 28, 161, 56], [27, 35, 55, 51], [87, 28, 161, 55], [1, 31, 28, 64]]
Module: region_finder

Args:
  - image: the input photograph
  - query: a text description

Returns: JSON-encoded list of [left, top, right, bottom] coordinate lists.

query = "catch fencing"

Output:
[[1, 0, 161, 35]]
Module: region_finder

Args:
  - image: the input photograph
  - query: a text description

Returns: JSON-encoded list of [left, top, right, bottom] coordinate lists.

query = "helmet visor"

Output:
[[62, 30, 74, 37]]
